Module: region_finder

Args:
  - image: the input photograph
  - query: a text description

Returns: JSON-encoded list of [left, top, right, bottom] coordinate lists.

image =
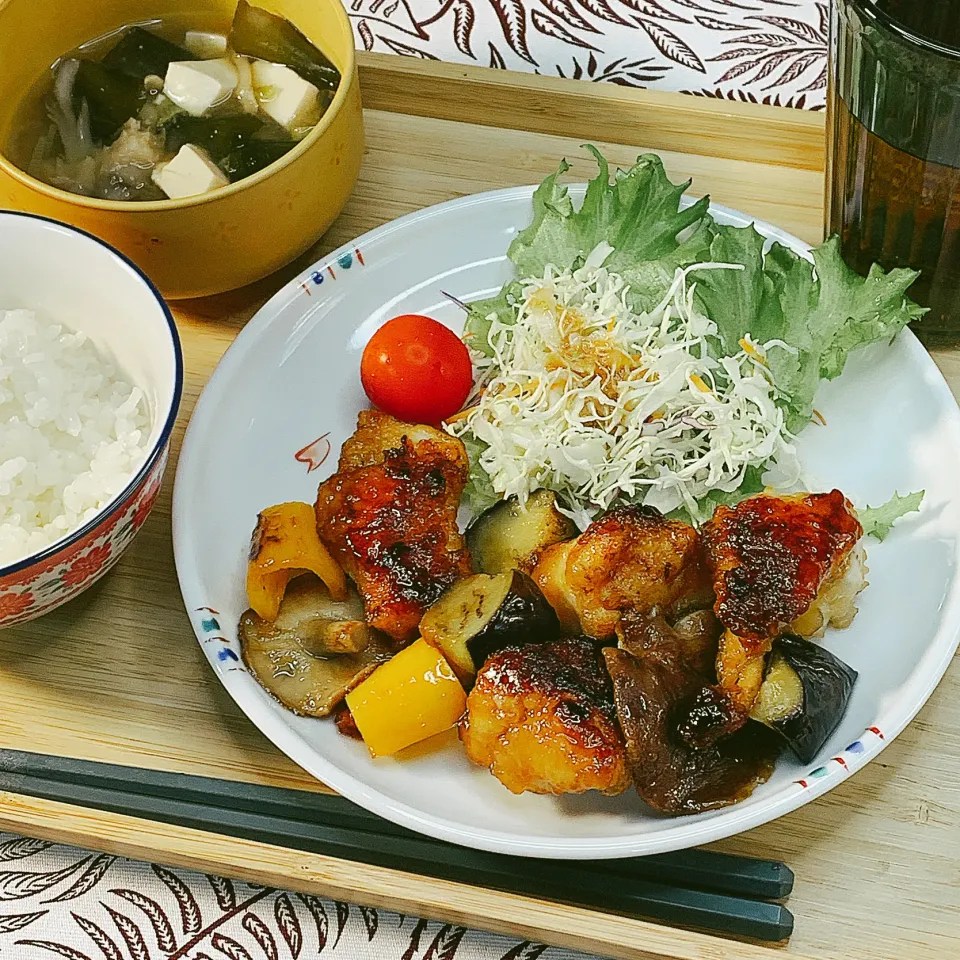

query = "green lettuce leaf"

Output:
[[668, 464, 766, 525], [859, 491, 924, 541], [769, 237, 926, 430], [463, 279, 523, 359], [693, 224, 926, 433], [464, 148, 712, 350], [693, 224, 782, 357], [460, 434, 500, 514], [508, 146, 710, 279], [620, 219, 715, 314]]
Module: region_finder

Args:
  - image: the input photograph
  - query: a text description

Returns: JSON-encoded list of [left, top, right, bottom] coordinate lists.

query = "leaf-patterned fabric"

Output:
[[0, 835, 594, 960], [353, 0, 827, 109]]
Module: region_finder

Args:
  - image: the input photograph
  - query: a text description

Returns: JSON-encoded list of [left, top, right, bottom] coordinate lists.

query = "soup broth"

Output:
[[8, 1, 340, 203]]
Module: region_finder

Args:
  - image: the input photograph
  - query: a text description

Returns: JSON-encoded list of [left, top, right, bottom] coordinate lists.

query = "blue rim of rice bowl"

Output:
[[0, 209, 183, 579]]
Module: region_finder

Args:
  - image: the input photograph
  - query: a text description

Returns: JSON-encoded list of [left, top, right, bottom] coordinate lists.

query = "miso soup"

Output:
[[8, 0, 340, 202]]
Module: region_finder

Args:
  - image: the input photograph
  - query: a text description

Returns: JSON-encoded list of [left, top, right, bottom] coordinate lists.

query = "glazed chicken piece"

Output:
[[531, 505, 711, 639], [315, 411, 472, 645], [702, 490, 866, 715], [336, 411, 470, 473], [460, 637, 630, 796]]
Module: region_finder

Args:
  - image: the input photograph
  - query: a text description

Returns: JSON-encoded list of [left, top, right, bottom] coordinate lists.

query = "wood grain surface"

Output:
[[0, 59, 957, 960], [356, 54, 827, 173]]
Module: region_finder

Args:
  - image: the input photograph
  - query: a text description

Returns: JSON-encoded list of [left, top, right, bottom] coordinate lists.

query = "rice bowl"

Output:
[[0, 210, 181, 627], [0, 308, 152, 567]]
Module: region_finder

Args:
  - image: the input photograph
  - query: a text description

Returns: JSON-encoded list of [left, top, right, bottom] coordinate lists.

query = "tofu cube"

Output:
[[251, 60, 320, 133], [183, 31, 229, 59], [151, 144, 229, 199], [163, 59, 238, 116]]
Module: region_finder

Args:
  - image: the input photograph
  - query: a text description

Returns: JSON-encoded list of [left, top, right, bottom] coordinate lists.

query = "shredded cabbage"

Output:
[[447, 249, 799, 527]]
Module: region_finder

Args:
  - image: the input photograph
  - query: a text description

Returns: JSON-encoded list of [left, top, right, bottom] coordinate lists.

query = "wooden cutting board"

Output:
[[0, 53, 957, 960]]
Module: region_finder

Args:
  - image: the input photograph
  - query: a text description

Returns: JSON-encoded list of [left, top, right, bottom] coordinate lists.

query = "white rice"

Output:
[[0, 309, 151, 568]]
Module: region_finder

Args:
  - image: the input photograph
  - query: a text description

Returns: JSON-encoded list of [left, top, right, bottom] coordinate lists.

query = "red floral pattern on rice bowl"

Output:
[[0, 449, 168, 628]]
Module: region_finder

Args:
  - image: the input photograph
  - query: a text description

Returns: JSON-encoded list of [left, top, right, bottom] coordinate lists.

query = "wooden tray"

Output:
[[1, 54, 957, 960]]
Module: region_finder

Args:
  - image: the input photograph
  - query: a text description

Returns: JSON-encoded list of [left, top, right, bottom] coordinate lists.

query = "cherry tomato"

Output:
[[361, 314, 473, 424]]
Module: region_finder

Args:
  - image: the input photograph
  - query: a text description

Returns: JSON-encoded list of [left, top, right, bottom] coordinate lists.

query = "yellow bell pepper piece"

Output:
[[246, 501, 347, 620], [346, 639, 467, 757]]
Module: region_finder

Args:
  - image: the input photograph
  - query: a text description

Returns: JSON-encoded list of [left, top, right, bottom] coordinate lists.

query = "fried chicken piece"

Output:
[[460, 637, 630, 796], [791, 543, 867, 639], [315, 411, 472, 644], [703, 490, 864, 646], [338, 411, 469, 474], [531, 505, 712, 639], [712, 631, 770, 716], [702, 490, 865, 715]]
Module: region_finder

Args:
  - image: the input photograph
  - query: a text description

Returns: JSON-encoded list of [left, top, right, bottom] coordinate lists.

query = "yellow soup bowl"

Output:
[[0, 0, 363, 299]]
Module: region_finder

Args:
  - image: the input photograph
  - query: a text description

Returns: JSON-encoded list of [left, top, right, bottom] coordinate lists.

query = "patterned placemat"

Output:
[[0, 834, 596, 960], [349, 0, 826, 109]]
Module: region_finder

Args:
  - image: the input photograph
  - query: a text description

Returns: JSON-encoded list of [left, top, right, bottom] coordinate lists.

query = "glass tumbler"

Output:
[[826, 0, 960, 344]]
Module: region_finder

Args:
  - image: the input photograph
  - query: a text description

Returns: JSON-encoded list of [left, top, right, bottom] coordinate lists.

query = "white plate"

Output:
[[173, 186, 960, 858]]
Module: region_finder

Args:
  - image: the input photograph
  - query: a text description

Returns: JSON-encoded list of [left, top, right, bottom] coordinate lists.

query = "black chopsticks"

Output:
[[0, 749, 793, 942]]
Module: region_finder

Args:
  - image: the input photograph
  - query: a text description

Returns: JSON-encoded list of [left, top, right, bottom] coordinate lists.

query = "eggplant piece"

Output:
[[419, 570, 560, 682], [218, 139, 297, 181], [74, 61, 144, 142], [102, 27, 194, 80], [229, 0, 340, 92], [165, 114, 263, 160], [467, 489, 577, 576], [239, 576, 392, 717], [604, 609, 780, 815], [749, 634, 857, 763]]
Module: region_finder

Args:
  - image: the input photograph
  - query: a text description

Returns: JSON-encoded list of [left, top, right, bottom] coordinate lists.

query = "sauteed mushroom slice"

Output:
[[239, 576, 391, 717], [605, 610, 779, 815]]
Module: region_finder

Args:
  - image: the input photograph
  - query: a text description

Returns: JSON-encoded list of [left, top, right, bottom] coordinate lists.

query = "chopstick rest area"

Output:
[[0, 749, 794, 943]]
